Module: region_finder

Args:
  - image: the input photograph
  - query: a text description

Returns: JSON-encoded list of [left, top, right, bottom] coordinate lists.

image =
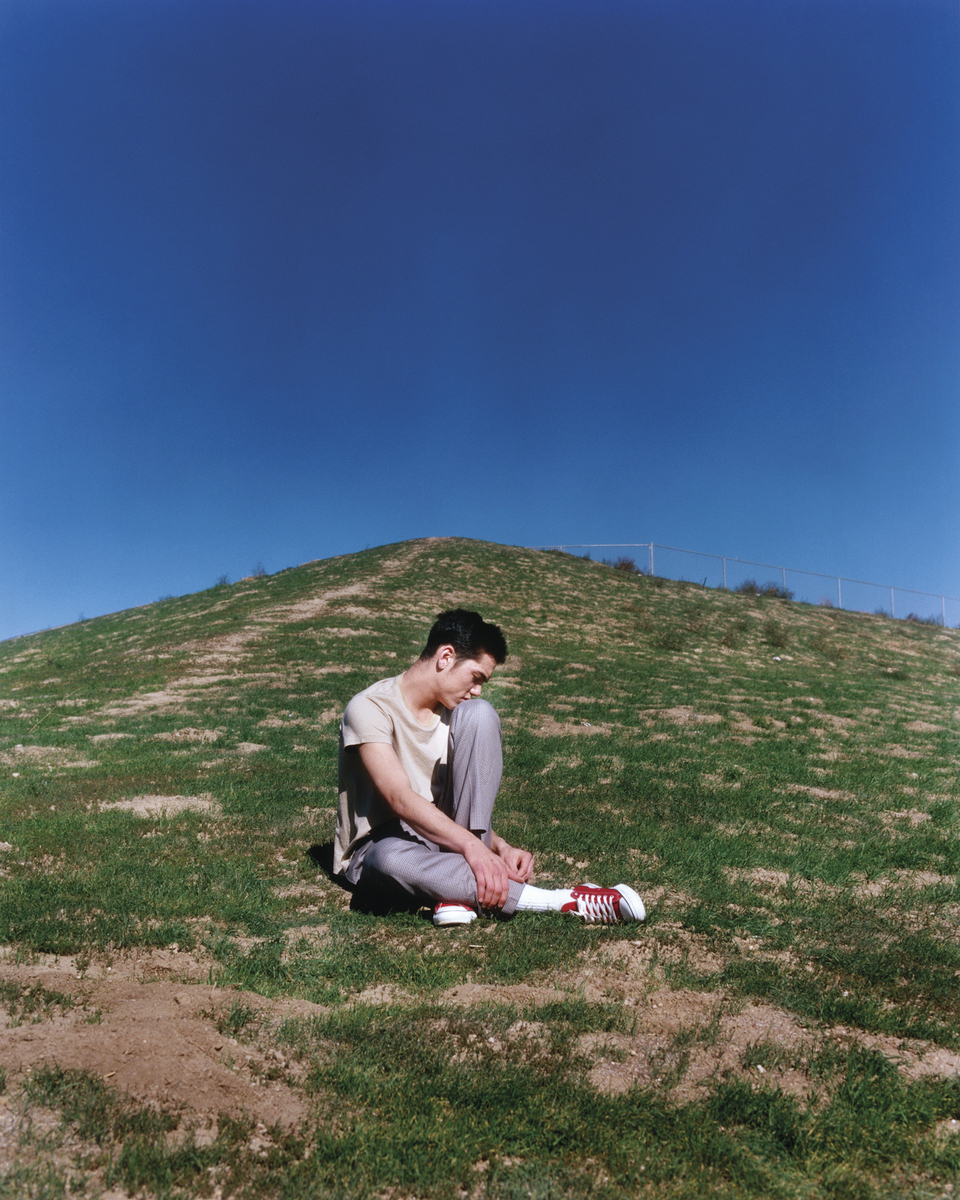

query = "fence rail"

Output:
[[532, 543, 960, 628]]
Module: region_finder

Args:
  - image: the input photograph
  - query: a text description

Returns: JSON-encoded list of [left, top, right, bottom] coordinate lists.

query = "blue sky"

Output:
[[2, 0, 958, 640]]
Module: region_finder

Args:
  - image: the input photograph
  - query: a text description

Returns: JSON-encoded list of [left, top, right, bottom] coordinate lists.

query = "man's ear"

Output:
[[435, 644, 457, 670]]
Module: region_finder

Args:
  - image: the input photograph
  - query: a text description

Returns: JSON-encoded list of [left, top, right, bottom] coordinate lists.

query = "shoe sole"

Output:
[[433, 907, 478, 927]]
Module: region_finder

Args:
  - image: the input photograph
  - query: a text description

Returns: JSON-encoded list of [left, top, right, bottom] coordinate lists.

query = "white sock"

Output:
[[514, 885, 573, 913]]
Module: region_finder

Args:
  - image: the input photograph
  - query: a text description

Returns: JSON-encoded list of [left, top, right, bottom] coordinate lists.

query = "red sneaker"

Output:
[[560, 884, 646, 923], [433, 900, 478, 927]]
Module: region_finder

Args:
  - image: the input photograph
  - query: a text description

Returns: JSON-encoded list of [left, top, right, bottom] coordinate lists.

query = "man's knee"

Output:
[[363, 832, 418, 881], [450, 697, 501, 742]]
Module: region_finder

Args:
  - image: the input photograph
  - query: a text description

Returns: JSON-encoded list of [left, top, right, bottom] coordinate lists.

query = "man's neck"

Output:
[[400, 659, 442, 724]]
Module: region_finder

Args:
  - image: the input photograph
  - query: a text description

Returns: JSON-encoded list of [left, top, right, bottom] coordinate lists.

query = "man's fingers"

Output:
[[467, 841, 513, 909], [477, 860, 509, 909], [504, 850, 533, 884]]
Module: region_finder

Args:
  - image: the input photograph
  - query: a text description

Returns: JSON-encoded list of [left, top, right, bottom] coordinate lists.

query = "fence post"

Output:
[[722, 557, 727, 589], [649, 543, 655, 577], [782, 566, 787, 595]]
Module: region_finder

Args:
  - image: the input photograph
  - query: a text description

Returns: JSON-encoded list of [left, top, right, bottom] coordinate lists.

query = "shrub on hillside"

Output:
[[812, 630, 847, 660], [734, 578, 794, 601], [763, 618, 789, 649], [722, 617, 750, 649], [657, 626, 686, 652], [612, 556, 641, 574]]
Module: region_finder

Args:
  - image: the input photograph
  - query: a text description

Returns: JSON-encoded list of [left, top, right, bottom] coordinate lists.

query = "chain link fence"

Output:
[[533, 542, 960, 628]]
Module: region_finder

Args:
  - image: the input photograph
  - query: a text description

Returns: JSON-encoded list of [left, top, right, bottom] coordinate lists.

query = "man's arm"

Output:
[[358, 741, 520, 909]]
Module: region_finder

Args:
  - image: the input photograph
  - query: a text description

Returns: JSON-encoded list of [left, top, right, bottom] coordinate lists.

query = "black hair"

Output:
[[419, 608, 507, 665]]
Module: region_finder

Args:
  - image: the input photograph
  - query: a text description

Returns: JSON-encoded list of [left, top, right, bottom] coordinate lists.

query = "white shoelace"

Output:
[[570, 888, 620, 922]]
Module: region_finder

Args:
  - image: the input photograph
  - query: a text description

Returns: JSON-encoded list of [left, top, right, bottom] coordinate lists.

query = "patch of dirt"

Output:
[[778, 784, 857, 802], [649, 707, 723, 727], [442, 952, 960, 1108], [878, 744, 923, 760], [881, 809, 931, 827], [270, 584, 372, 625], [100, 795, 220, 818], [0, 745, 97, 769], [100, 689, 196, 718], [582, 995, 816, 1102], [0, 957, 312, 1131], [702, 772, 741, 790], [850, 869, 956, 897], [725, 867, 792, 891], [531, 716, 612, 736], [152, 727, 222, 744]]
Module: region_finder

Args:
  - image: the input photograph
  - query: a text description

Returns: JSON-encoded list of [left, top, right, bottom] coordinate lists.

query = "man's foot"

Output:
[[433, 900, 478, 927], [561, 884, 646, 923]]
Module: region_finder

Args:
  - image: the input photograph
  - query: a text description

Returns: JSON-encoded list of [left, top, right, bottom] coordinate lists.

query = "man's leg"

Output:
[[357, 699, 523, 914], [438, 695, 501, 840]]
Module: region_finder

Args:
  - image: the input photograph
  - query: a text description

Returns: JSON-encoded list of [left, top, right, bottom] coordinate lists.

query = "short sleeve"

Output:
[[341, 691, 394, 749]]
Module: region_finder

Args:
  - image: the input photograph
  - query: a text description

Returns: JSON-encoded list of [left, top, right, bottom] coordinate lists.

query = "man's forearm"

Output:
[[388, 786, 481, 856]]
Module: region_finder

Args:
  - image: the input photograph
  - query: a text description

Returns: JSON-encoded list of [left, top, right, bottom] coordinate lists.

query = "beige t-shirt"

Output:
[[334, 674, 451, 878]]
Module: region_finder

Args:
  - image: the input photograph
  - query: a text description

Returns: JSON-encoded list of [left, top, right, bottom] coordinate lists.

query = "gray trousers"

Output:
[[352, 698, 523, 915]]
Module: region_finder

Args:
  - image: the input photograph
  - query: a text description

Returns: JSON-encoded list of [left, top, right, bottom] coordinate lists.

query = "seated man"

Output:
[[334, 608, 645, 927]]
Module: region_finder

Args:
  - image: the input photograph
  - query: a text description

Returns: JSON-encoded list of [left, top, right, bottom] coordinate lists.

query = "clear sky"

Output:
[[2, 0, 958, 641]]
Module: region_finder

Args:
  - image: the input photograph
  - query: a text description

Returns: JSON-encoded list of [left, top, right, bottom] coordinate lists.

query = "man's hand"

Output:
[[462, 838, 512, 910], [491, 835, 534, 884]]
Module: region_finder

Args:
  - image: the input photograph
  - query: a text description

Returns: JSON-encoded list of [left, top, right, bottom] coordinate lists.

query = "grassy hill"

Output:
[[1, 537, 959, 1198]]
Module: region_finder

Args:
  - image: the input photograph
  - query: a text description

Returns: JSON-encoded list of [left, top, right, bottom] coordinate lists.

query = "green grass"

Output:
[[1, 537, 960, 1197], [16, 1012, 957, 1200]]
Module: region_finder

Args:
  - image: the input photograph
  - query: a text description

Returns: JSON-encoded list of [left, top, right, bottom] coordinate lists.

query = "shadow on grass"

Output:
[[306, 840, 424, 918]]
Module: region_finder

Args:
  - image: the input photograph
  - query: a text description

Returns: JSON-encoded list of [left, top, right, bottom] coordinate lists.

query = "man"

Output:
[[334, 608, 645, 927]]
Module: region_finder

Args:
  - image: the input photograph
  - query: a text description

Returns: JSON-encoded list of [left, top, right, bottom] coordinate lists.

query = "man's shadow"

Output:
[[307, 841, 420, 917]]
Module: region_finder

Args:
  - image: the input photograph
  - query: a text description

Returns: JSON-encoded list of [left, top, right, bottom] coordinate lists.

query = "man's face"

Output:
[[436, 649, 497, 709]]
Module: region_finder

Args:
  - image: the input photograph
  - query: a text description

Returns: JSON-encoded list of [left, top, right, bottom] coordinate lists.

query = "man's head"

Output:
[[419, 609, 508, 665]]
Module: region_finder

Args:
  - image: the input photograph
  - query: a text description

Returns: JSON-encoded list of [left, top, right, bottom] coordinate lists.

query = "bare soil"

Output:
[[3, 923, 958, 1153]]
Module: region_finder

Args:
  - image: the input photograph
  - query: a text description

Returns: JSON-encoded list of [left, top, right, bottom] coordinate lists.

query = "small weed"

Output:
[[215, 999, 259, 1037], [740, 1039, 807, 1073], [0, 981, 74, 1024], [22, 1065, 179, 1146]]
